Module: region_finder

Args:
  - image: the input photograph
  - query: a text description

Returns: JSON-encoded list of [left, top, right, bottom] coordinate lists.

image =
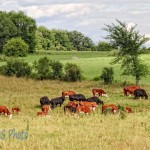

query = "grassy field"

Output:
[[0, 51, 149, 84], [0, 76, 150, 149], [0, 51, 150, 149]]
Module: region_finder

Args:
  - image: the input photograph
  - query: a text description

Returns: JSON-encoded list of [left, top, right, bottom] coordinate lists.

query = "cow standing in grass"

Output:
[[134, 89, 148, 99], [86, 96, 104, 105], [40, 96, 51, 107], [0, 106, 12, 119], [69, 94, 86, 102], [50, 96, 65, 109], [12, 107, 20, 113], [123, 85, 141, 96], [62, 90, 76, 98], [92, 88, 107, 97]]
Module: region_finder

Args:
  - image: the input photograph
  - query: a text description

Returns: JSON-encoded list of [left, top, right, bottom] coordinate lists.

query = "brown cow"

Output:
[[102, 104, 118, 114], [92, 88, 107, 97], [125, 107, 133, 113], [37, 111, 48, 117], [123, 85, 141, 96], [0, 106, 12, 118], [41, 105, 51, 113], [12, 107, 20, 113], [76, 104, 91, 114], [62, 90, 76, 98], [79, 101, 98, 111]]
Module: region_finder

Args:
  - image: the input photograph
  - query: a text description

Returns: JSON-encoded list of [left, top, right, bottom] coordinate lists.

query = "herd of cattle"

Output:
[[37, 85, 148, 117], [0, 85, 148, 118]]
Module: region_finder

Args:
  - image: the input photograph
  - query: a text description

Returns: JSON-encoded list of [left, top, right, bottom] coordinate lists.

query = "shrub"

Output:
[[0, 58, 31, 77], [3, 37, 29, 57], [50, 60, 63, 80], [33, 57, 64, 80], [63, 63, 83, 82], [33, 57, 52, 80], [100, 67, 114, 84]]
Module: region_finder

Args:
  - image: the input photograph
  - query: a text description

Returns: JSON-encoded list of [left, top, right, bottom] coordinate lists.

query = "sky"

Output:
[[0, 0, 150, 46]]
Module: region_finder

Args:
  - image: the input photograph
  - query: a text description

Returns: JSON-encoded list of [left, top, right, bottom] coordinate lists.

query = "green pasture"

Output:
[[0, 51, 150, 84], [25, 51, 150, 84]]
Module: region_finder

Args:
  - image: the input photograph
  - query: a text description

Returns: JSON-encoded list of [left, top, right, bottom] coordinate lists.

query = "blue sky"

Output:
[[0, 0, 150, 46]]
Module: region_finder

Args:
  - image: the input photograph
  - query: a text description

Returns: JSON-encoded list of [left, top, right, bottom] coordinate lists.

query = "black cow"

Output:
[[40, 96, 51, 107], [69, 94, 86, 102], [134, 89, 148, 99], [86, 96, 104, 105], [50, 96, 65, 108]]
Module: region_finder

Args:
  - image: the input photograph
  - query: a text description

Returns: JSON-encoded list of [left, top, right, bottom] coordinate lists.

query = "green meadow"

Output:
[[0, 51, 150, 150], [22, 51, 150, 84]]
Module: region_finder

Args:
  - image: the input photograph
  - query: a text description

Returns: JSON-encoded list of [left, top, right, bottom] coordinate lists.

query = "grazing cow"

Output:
[[41, 105, 51, 113], [12, 107, 20, 113], [125, 107, 133, 113], [123, 85, 141, 96], [79, 101, 98, 111], [62, 90, 76, 98], [50, 96, 65, 108], [69, 94, 86, 102], [76, 105, 91, 114], [92, 88, 107, 97], [0, 106, 12, 118], [64, 101, 78, 114], [40, 96, 51, 107], [102, 104, 118, 114], [37, 111, 48, 117], [134, 89, 148, 99], [86, 96, 104, 105]]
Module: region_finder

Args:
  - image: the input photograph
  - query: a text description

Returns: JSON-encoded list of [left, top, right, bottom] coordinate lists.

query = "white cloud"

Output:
[[23, 3, 88, 19], [0, 0, 150, 44]]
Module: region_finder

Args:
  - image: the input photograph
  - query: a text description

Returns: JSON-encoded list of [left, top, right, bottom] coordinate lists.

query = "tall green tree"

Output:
[[103, 20, 149, 85], [0, 11, 17, 52], [3, 37, 29, 57], [9, 11, 37, 53], [96, 41, 113, 51], [68, 30, 94, 51]]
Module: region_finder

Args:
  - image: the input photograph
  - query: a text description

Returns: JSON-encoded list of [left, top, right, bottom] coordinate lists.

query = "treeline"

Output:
[[0, 10, 115, 54], [36, 26, 96, 51], [0, 10, 149, 55]]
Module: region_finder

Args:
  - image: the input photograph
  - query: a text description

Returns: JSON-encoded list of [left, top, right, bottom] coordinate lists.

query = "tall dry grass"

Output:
[[0, 76, 150, 150]]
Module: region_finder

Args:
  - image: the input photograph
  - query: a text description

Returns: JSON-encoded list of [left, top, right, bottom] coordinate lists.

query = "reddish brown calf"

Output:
[[0, 106, 12, 118], [12, 107, 20, 113], [92, 88, 107, 97], [62, 90, 76, 98], [102, 104, 118, 114], [41, 105, 51, 113], [37, 111, 48, 117]]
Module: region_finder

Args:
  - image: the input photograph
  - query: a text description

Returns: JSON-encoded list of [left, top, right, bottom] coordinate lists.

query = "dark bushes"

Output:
[[0, 59, 31, 77]]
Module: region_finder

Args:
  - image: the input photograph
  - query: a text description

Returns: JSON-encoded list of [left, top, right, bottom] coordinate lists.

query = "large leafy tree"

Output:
[[103, 20, 149, 85], [0, 11, 17, 52], [68, 30, 95, 51], [96, 41, 113, 51], [3, 37, 29, 57], [9, 11, 37, 53]]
